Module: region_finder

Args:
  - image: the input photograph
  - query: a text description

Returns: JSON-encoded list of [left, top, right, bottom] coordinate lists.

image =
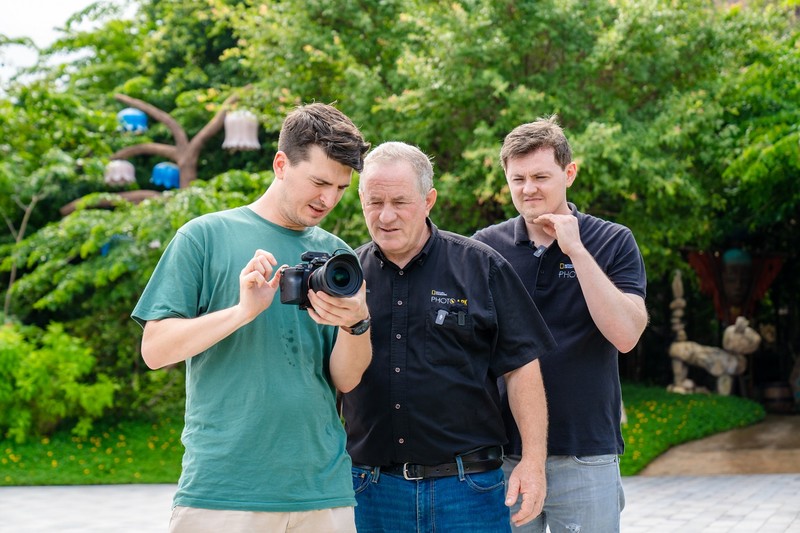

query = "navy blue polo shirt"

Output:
[[343, 220, 555, 466], [473, 203, 647, 456]]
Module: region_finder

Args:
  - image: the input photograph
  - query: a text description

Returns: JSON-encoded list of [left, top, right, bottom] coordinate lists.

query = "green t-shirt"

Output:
[[132, 206, 356, 512]]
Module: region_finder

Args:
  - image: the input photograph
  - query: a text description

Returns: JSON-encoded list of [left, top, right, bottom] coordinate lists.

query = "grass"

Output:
[[0, 383, 766, 485], [0, 417, 183, 486], [619, 382, 766, 475]]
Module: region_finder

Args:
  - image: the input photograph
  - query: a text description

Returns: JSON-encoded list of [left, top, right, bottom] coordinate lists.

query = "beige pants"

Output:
[[169, 505, 356, 533]]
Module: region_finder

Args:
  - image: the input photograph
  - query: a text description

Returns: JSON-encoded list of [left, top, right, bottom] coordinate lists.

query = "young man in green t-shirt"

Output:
[[132, 103, 372, 533]]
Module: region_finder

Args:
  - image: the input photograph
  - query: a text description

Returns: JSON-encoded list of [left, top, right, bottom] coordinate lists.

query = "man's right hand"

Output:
[[142, 250, 285, 369], [239, 249, 283, 321]]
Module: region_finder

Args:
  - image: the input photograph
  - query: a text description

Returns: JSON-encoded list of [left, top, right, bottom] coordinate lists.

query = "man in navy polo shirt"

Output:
[[473, 116, 648, 533], [343, 141, 556, 532]]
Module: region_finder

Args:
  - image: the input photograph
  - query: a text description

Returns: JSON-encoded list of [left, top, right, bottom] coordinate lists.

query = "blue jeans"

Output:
[[503, 455, 625, 532], [352, 464, 511, 532]]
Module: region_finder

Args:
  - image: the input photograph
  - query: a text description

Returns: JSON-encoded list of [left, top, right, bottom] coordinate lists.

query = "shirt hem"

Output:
[[174, 496, 356, 513]]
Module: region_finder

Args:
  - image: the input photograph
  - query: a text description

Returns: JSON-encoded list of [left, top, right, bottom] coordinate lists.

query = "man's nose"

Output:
[[320, 188, 338, 208], [378, 205, 397, 223]]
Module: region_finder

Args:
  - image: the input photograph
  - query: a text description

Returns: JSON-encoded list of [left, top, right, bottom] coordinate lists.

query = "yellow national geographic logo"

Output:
[[558, 262, 577, 279], [430, 289, 468, 306]]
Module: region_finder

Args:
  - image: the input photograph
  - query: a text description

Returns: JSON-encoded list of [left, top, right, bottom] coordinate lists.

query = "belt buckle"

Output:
[[402, 463, 423, 481]]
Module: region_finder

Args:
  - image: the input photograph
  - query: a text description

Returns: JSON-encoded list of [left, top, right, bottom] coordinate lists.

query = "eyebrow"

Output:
[[366, 192, 416, 201], [310, 174, 334, 185], [311, 174, 351, 188], [512, 170, 551, 178]]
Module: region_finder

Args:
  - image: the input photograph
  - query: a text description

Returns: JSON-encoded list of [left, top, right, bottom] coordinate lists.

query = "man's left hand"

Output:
[[506, 458, 546, 527], [306, 281, 369, 329]]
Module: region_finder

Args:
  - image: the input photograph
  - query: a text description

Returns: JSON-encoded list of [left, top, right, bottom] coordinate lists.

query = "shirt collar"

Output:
[[513, 216, 531, 246]]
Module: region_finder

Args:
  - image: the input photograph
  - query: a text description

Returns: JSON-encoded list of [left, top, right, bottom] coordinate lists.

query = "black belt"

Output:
[[359, 446, 504, 480]]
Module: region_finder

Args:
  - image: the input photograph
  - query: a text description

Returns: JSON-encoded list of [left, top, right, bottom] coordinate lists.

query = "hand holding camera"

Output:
[[280, 250, 369, 334], [280, 250, 363, 309]]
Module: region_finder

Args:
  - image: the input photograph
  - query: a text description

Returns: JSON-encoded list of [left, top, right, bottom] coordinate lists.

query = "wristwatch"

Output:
[[344, 316, 371, 336]]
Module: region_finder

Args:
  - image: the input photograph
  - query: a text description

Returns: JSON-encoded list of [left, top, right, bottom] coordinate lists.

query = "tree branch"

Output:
[[4, 193, 42, 320], [177, 92, 242, 187], [191, 92, 240, 152], [111, 143, 179, 161], [59, 190, 162, 217], [114, 93, 189, 148]]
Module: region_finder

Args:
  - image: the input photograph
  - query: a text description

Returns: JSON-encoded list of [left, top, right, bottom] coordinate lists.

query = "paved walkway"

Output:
[[1, 415, 798, 532], [622, 414, 800, 532], [0, 483, 174, 532], [1, 475, 798, 532], [622, 474, 800, 532]]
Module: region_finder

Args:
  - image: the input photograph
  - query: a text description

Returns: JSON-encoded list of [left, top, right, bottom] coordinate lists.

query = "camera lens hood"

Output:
[[309, 252, 363, 298]]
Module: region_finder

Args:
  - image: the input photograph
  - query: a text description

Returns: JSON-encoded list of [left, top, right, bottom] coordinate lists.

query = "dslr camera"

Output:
[[280, 250, 363, 310]]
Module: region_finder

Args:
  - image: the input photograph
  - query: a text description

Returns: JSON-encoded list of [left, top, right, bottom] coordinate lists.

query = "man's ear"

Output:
[[425, 188, 438, 214], [565, 162, 578, 188], [273, 151, 288, 179]]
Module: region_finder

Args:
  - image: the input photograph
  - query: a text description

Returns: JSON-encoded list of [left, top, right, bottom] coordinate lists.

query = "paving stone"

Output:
[[1, 416, 798, 532]]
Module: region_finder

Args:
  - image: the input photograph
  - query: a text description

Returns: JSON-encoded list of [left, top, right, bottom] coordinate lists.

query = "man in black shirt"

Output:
[[342, 141, 555, 532], [473, 116, 648, 532]]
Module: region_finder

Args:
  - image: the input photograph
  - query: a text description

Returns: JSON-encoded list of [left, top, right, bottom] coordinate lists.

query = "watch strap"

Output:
[[344, 316, 371, 336]]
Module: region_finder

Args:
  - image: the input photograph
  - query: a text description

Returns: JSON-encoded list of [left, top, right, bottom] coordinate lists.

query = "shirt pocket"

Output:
[[424, 303, 475, 367]]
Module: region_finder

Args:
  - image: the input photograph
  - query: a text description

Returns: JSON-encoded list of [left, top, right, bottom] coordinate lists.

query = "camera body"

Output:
[[280, 250, 363, 310]]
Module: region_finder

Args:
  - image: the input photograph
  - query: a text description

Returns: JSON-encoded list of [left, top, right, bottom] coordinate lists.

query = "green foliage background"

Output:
[[0, 0, 798, 438]]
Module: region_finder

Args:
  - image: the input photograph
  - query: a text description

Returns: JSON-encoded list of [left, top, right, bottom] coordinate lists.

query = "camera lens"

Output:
[[310, 253, 363, 298], [330, 267, 352, 289]]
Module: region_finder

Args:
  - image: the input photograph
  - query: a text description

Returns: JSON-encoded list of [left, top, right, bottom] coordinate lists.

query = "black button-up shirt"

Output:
[[343, 221, 555, 466]]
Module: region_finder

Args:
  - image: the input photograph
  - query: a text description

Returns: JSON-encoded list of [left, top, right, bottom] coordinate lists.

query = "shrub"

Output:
[[0, 322, 117, 443]]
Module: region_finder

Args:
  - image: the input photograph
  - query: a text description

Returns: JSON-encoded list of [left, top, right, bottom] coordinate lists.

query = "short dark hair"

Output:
[[278, 103, 370, 172], [500, 115, 572, 170]]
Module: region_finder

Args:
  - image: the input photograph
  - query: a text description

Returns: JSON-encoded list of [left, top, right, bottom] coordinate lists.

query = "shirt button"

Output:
[[394, 367, 401, 373], [397, 300, 403, 306], [395, 404, 401, 409], [395, 334, 401, 340], [398, 438, 405, 444], [398, 271, 404, 276]]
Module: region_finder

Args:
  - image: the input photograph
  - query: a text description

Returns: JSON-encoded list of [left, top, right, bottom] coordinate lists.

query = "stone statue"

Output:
[[668, 270, 761, 396]]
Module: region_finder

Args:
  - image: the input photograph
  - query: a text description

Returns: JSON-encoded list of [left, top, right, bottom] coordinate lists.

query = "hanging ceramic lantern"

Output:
[[222, 110, 261, 151], [150, 162, 180, 189], [117, 107, 148, 133], [104, 160, 136, 186]]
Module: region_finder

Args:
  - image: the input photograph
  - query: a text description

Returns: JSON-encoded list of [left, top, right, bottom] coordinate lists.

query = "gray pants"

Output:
[[503, 454, 624, 532]]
